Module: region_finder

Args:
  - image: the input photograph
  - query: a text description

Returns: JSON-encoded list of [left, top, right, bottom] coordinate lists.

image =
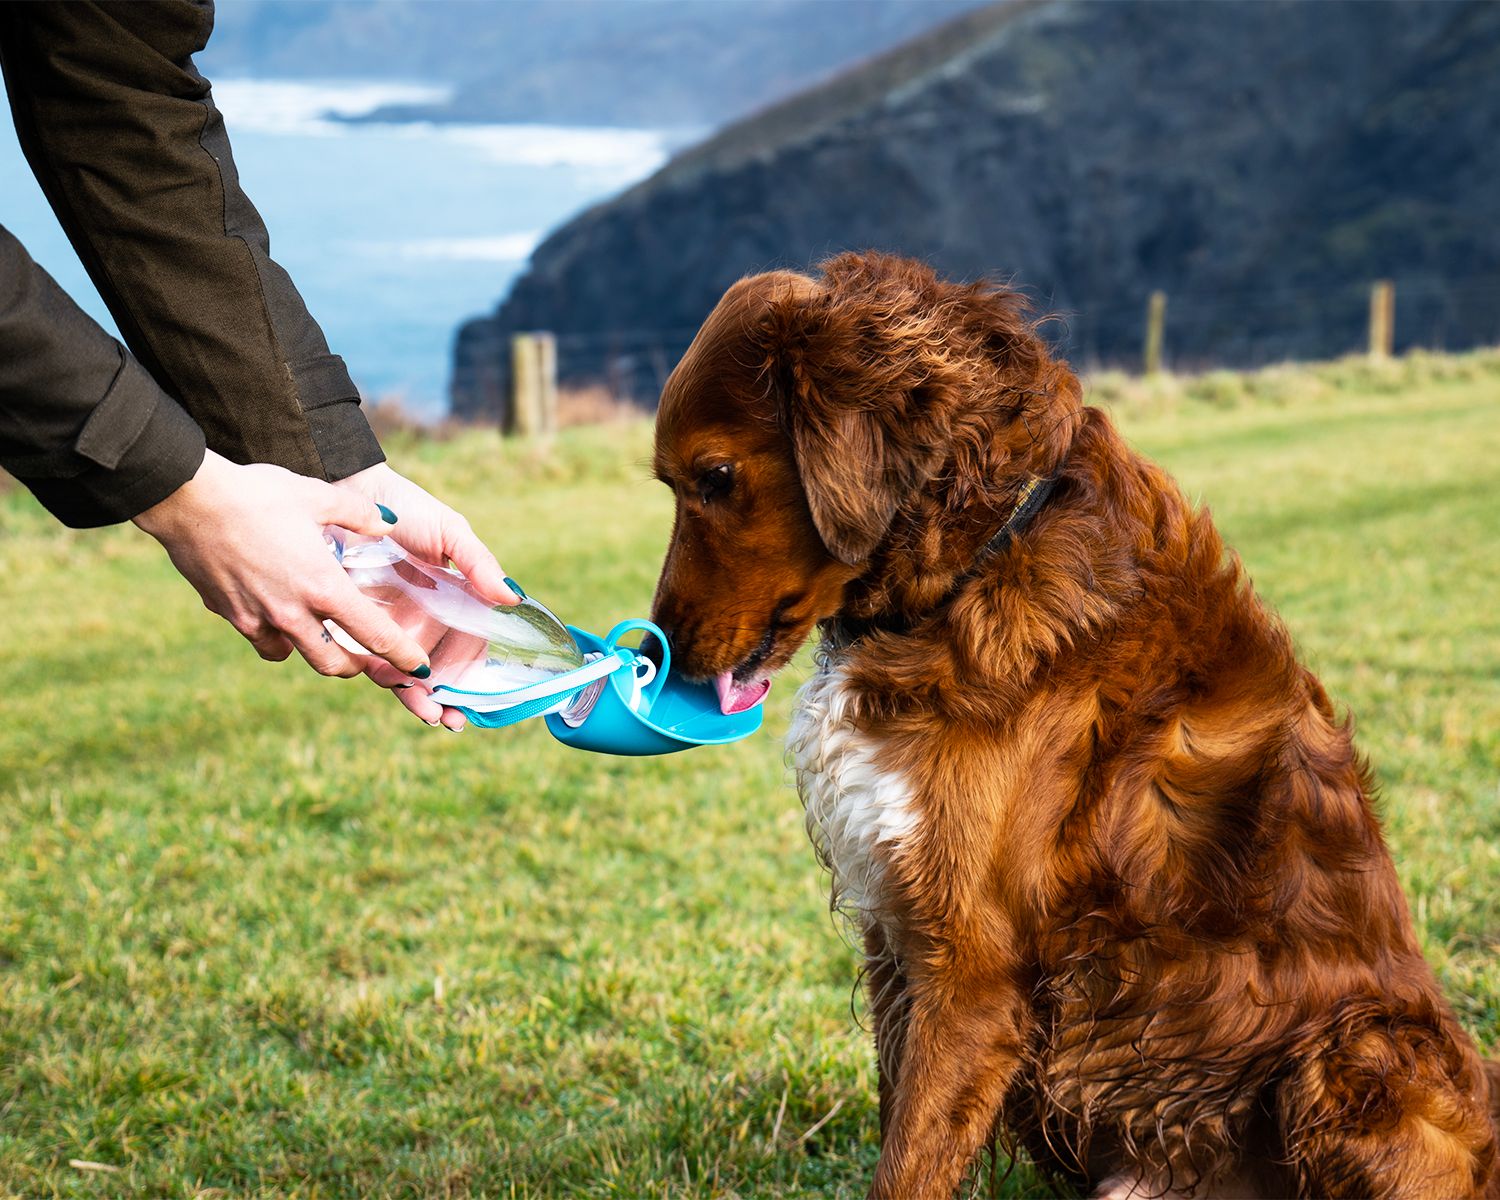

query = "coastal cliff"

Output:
[[452, 0, 1500, 419]]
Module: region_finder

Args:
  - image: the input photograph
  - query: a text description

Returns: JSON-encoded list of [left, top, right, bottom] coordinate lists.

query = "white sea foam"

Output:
[[207, 79, 453, 135], [207, 79, 671, 183], [434, 124, 669, 175], [351, 233, 543, 264]]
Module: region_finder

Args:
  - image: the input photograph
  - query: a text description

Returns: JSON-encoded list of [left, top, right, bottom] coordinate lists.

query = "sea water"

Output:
[[0, 79, 672, 421]]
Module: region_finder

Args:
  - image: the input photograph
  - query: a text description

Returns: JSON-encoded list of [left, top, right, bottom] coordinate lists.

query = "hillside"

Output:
[[451, 0, 1500, 420], [205, 0, 987, 128]]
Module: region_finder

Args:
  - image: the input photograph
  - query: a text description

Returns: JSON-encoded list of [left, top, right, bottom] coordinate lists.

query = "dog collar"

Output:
[[825, 469, 1064, 647], [972, 472, 1060, 568]]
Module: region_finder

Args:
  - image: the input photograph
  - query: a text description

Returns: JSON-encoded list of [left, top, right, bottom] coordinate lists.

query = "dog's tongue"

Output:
[[715, 671, 771, 715]]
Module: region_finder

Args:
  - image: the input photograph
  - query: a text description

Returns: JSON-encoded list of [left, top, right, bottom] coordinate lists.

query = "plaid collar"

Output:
[[972, 472, 1060, 566], [825, 469, 1065, 647]]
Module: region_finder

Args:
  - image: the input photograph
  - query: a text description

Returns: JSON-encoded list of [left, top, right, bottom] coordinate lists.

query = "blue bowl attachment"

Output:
[[545, 620, 763, 756]]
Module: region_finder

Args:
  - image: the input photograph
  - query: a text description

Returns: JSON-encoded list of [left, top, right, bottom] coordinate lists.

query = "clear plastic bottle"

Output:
[[325, 527, 606, 725]]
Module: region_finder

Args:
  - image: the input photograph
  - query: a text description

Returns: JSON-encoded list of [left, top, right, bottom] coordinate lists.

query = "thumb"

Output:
[[315, 481, 401, 538]]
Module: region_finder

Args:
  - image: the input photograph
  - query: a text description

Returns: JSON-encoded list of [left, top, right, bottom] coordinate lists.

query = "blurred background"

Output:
[[4, 0, 1496, 425], [1, 0, 985, 420]]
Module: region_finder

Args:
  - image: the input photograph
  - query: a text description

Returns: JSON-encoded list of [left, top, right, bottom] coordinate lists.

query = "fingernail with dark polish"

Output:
[[503, 576, 526, 599], [411, 663, 431, 679], [446, 725, 463, 734], [377, 504, 398, 525], [394, 683, 414, 690]]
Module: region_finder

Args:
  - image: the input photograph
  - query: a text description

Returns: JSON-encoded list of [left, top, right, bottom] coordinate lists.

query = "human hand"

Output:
[[133, 449, 432, 683], [335, 461, 518, 730]]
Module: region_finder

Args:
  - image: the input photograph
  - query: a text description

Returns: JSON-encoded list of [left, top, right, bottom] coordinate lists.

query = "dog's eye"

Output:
[[698, 463, 734, 503]]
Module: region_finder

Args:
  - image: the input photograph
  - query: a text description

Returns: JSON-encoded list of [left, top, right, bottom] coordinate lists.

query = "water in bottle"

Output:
[[325, 527, 607, 726]]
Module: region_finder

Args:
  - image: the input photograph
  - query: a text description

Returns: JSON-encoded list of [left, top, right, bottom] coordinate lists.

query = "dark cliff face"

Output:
[[451, 0, 1500, 420]]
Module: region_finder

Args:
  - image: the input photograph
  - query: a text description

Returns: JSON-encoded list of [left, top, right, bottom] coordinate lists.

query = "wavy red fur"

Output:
[[649, 252, 1497, 1199]]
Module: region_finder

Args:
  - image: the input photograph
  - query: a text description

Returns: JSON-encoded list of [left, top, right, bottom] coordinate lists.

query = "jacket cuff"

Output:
[[292, 353, 385, 481], [17, 353, 206, 528]]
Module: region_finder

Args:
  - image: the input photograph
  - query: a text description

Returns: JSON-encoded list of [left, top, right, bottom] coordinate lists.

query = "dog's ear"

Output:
[[780, 369, 940, 566], [763, 257, 952, 565]]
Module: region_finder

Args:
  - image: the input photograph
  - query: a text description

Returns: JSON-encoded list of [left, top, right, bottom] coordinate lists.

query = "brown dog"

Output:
[[649, 253, 1498, 1198]]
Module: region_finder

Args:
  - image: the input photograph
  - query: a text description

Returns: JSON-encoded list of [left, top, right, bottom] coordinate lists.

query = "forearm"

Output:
[[0, 0, 381, 481], [0, 224, 204, 527]]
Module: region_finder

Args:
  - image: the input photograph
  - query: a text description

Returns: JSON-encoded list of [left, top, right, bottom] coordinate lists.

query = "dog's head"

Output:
[[650, 252, 1077, 712]]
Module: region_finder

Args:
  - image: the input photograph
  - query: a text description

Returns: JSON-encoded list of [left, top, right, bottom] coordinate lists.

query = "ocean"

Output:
[[0, 79, 671, 421]]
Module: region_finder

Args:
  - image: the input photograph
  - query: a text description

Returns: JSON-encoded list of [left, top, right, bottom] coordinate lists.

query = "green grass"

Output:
[[2, 351, 1497, 1198]]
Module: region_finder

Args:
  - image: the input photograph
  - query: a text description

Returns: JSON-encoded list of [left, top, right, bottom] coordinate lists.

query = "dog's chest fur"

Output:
[[786, 648, 918, 927]]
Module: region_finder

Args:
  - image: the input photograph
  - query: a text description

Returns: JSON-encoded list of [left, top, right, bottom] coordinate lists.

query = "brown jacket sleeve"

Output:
[[0, 222, 205, 526], [0, 0, 383, 526]]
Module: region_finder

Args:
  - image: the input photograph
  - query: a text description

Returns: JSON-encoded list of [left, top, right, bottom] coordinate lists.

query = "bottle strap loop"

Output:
[[429, 647, 634, 728]]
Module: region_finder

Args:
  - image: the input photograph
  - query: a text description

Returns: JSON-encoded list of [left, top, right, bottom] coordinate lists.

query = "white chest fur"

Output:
[[786, 652, 919, 924]]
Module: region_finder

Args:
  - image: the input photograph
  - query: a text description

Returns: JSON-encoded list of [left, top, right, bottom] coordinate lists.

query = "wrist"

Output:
[[132, 449, 232, 539], [336, 461, 397, 494]]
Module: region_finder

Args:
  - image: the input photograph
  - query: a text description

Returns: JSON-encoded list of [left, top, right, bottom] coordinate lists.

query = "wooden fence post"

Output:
[[510, 333, 537, 436], [509, 332, 558, 437], [1143, 290, 1167, 376], [535, 332, 558, 435], [1368, 280, 1395, 360]]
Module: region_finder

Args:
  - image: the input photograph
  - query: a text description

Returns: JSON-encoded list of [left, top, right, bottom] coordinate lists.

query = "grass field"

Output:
[[2, 351, 1497, 1198]]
